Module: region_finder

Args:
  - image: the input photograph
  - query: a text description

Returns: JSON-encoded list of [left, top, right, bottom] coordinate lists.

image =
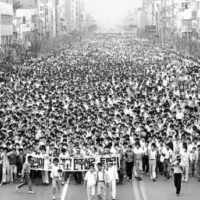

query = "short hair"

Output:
[[53, 158, 59, 162], [27, 156, 33, 162], [89, 164, 94, 168]]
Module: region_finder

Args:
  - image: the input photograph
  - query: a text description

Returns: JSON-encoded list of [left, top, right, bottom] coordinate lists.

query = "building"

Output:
[[0, 0, 13, 46], [76, 0, 85, 32], [13, 8, 38, 43], [16, 0, 38, 9], [13, 0, 60, 42], [138, 0, 200, 40], [64, 0, 85, 33]]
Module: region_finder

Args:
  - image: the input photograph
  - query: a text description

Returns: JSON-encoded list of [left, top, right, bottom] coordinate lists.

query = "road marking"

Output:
[[139, 181, 148, 200], [133, 180, 141, 200], [61, 175, 71, 200]]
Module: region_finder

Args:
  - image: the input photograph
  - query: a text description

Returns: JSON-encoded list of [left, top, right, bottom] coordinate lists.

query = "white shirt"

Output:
[[107, 166, 118, 181], [134, 147, 143, 160], [84, 171, 97, 186], [149, 150, 157, 160], [51, 164, 62, 179], [181, 151, 190, 166]]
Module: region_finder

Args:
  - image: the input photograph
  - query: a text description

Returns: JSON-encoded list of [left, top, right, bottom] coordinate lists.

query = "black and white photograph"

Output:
[[0, 0, 200, 200]]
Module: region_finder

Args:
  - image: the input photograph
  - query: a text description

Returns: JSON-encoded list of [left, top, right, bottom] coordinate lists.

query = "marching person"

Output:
[[134, 142, 143, 181], [171, 155, 183, 196], [148, 143, 157, 182], [84, 164, 97, 200], [196, 144, 200, 182], [125, 145, 134, 182], [180, 146, 190, 182], [106, 162, 119, 200], [50, 158, 63, 200], [2, 147, 10, 184], [40, 147, 50, 185], [96, 163, 108, 200], [8, 148, 18, 183], [16, 155, 35, 194]]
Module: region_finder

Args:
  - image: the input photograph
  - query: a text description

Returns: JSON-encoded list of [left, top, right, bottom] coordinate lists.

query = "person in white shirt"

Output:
[[106, 162, 119, 200], [84, 164, 97, 200], [40, 148, 49, 185], [50, 158, 63, 200], [134, 142, 143, 181], [96, 163, 108, 200], [180, 146, 190, 182], [148, 143, 157, 182], [163, 144, 173, 181], [171, 155, 183, 196]]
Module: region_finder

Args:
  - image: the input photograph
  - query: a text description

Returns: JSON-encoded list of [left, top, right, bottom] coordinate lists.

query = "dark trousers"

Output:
[[174, 173, 182, 195], [0, 164, 2, 183], [156, 156, 164, 175], [118, 169, 123, 184], [164, 159, 171, 180], [142, 155, 149, 173], [73, 172, 82, 184], [18, 173, 32, 191], [126, 162, 134, 180]]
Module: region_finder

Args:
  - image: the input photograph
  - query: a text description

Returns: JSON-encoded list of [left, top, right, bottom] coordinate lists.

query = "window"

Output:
[[22, 16, 26, 24], [1, 15, 12, 25], [182, 2, 190, 10], [192, 11, 197, 18], [182, 19, 191, 27], [40, 6, 44, 11]]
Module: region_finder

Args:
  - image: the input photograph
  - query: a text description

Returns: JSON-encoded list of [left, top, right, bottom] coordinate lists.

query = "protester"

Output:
[[50, 158, 63, 200], [148, 143, 157, 181], [84, 164, 97, 200], [106, 162, 119, 200], [16, 155, 34, 194], [171, 155, 183, 196], [96, 163, 107, 200]]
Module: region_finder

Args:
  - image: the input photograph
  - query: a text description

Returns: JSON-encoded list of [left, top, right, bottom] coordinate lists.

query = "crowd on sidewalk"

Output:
[[1, 34, 200, 198]]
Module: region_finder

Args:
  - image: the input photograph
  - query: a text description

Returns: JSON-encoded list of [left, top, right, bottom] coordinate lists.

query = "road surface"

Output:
[[1, 175, 200, 200]]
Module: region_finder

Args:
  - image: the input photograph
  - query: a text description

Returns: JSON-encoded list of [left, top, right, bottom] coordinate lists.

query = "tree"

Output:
[[13, 0, 22, 13]]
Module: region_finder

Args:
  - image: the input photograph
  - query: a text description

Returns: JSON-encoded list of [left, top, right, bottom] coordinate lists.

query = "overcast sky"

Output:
[[85, 0, 142, 26]]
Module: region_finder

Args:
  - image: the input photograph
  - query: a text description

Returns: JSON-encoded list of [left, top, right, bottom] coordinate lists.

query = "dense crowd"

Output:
[[0, 33, 200, 192]]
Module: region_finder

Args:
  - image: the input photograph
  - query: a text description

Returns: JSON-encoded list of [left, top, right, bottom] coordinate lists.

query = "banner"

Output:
[[27, 154, 120, 172]]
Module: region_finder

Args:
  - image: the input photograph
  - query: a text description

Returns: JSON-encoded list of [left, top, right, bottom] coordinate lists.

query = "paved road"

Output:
[[0, 176, 200, 200], [66, 175, 200, 200]]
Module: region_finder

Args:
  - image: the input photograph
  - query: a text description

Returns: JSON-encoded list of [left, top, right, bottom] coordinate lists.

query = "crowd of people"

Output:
[[1, 33, 200, 199]]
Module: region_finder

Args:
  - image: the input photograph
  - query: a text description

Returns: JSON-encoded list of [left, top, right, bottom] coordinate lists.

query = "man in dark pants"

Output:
[[125, 145, 134, 181], [0, 147, 3, 184], [142, 142, 149, 175], [118, 148, 124, 184], [16, 155, 35, 194], [172, 155, 183, 197]]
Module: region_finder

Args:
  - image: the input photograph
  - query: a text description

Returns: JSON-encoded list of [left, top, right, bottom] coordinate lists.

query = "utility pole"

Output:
[[160, 0, 164, 48], [0, 0, 2, 46], [44, 0, 47, 39]]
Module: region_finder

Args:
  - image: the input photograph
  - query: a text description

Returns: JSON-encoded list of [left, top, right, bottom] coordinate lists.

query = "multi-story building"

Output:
[[64, 0, 85, 33], [0, 0, 13, 46], [14, 0, 59, 41], [139, 0, 200, 39], [76, 0, 84, 32], [14, 8, 37, 43]]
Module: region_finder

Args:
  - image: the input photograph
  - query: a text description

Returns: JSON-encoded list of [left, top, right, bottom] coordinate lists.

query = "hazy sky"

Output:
[[85, 0, 142, 26]]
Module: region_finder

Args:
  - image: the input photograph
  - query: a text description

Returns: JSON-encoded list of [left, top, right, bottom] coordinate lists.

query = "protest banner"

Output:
[[27, 154, 120, 171]]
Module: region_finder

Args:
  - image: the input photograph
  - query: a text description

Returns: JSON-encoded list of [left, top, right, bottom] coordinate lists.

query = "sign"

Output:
[[27, 154, 120, 172], [145, 25, 156, 33]]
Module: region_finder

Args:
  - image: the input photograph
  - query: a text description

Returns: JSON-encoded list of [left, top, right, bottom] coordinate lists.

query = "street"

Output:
[[0, 175, 200, 200]]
